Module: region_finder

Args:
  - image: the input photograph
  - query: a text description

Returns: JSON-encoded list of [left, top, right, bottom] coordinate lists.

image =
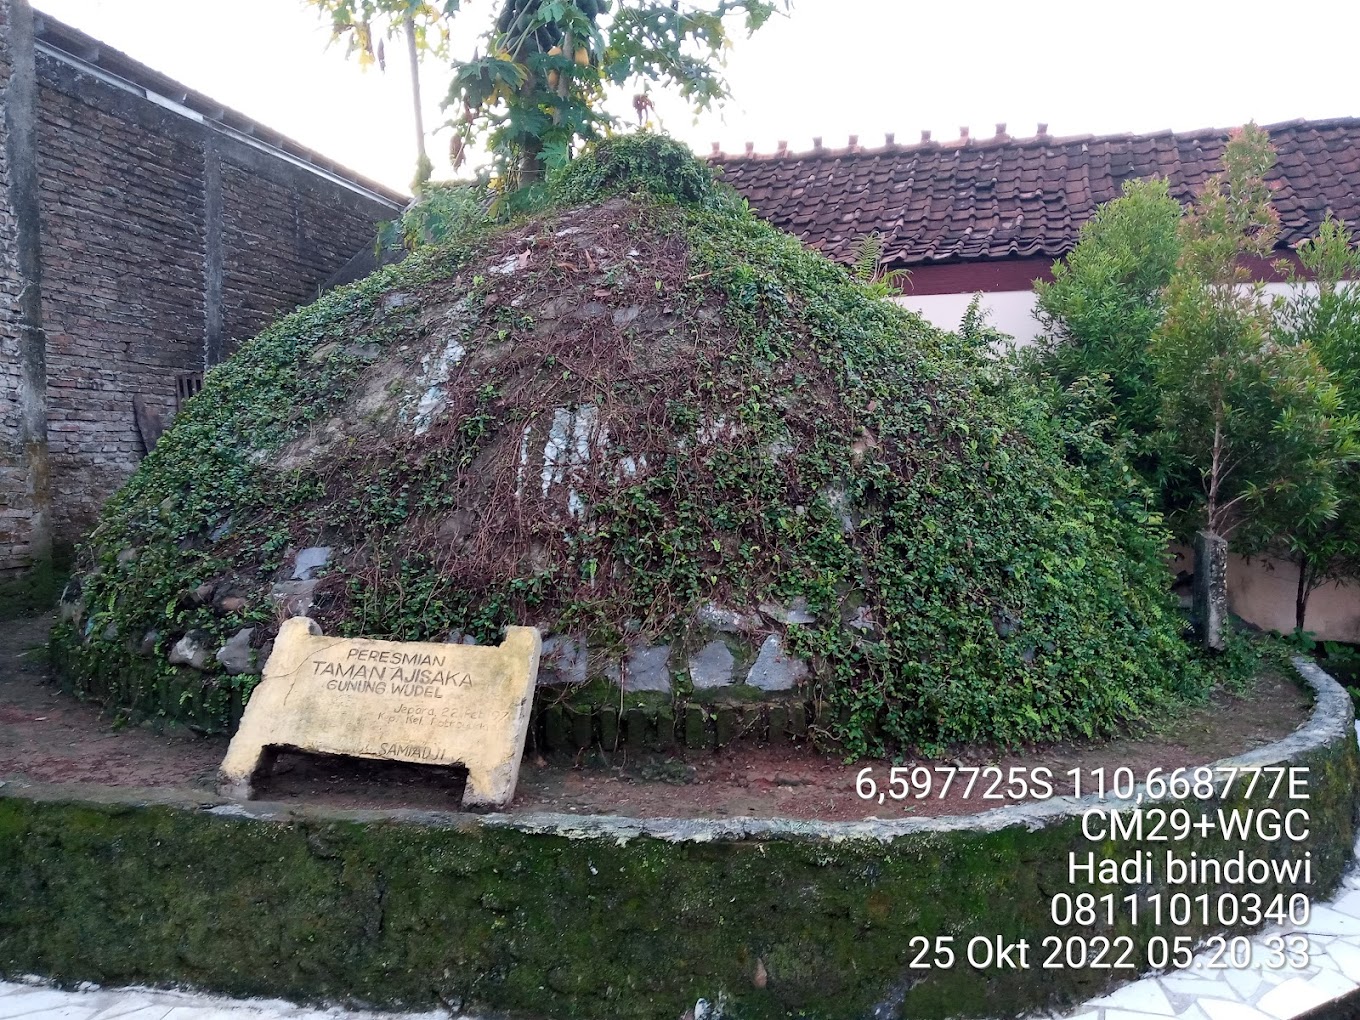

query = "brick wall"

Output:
[[219, 154, 387, 352], [35, 58, 208, 539], [0, 22, 403, 569]]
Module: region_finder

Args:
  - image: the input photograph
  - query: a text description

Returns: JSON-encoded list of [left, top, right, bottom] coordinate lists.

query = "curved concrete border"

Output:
[[1, 657, 1356, 1020], [178, 653, 1350, 844]]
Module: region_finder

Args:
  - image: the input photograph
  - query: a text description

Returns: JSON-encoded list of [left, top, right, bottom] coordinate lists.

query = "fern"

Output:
[[849, 231, 911, 297]]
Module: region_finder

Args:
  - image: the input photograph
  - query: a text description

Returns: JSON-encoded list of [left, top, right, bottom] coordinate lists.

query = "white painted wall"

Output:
[[895, 291, 1043, 346], [1171, 544, 1360, 644], [894, 282, 1316, 348]]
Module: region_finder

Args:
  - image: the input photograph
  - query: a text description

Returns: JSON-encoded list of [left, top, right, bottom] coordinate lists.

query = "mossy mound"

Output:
[[57, 136, 1203, 755]]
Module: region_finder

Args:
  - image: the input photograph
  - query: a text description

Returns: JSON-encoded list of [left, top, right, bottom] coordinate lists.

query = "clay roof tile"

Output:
[[710, 118, 1360, 267]]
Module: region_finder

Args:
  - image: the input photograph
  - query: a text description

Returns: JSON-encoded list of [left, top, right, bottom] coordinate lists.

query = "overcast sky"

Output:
[[32, 0, 1360, 196]]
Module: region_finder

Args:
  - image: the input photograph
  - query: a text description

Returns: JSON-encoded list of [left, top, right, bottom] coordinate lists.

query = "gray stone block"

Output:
[[169, 630, 211, 670], [745, 634, 808, 691], [291, 546, 332, 581], [271, 578, 319, 618], [540, 635, 587, 686], [621, 643, 672, 692], [695, 602, 755, 634], [759, 598, 814, 625], [846, 605, 879, 634], [688, 640, 735, 689], [216, 627, 257, 675]]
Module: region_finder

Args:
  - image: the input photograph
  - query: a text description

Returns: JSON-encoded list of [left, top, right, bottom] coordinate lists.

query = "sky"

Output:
[[31, 0, 1360, 197]]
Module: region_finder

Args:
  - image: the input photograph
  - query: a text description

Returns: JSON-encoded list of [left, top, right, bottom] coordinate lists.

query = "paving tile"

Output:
[[1312, 953, 1340, 972], [160, 1009, 226, 1020], [1223, 968, 1262, 1001], [1254, 974, 1350, 1018], [0, 990, 445, 1020], [87, 1005, 171, 1020], [1323, 938, 1360, 980], [1091, 981, 1175, 1015], [1199, 1000, 1273, 1020], [1330, 891, 1360, 918], [88, 1010, 171, 1020], [1176, 1006, 1211, 1020], [1309, 969, 1359, 997], [1107, 1011, 1173, 1020], [1161, 975, 1236, 1001], [1293, 906, 1360, 937], [5, 1009, 100, 1020], [0, 993, 90, 1019]]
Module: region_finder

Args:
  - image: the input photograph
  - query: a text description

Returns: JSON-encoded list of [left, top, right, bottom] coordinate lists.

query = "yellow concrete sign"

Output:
[[218, 617, 542, 809]]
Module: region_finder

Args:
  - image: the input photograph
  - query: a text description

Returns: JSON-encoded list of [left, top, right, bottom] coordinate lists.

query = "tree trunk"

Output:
[[518, 140, 544, 186], [1295, 554, 1311, 635], [404, 16, 430, 186], [1193, 530, 1229, 651]]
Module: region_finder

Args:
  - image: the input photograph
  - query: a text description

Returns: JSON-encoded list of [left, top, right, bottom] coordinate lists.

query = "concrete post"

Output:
[[1193, 530, 1229, 652]]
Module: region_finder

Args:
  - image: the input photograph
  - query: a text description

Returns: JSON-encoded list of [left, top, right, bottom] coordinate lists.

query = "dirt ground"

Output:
[[1, 613, 1314, 820]]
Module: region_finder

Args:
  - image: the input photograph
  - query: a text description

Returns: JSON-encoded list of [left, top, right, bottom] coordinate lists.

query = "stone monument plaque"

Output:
[[218, 617, 542, 809]]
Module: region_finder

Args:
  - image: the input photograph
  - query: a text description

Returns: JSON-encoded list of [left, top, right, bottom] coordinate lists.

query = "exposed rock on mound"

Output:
[[57, 136, 1198, 754]]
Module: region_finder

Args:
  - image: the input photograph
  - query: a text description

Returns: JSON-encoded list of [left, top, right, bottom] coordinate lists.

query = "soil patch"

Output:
[[2, 614, 1312, 820]]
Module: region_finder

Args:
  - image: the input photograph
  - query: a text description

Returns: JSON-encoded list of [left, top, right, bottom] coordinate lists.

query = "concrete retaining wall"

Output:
[[1, 658, 1356, 1019]]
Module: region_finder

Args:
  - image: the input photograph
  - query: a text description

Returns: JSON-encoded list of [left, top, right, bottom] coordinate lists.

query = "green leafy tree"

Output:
[[1271, 217, 1360, 631], [1150, 124, 1354, 645], [1033, 177, 1183, 453], [307, 0, 785, 200]]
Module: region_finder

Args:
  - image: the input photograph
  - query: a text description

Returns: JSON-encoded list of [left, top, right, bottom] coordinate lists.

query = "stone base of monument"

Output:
[[216, 617, 541, 810]]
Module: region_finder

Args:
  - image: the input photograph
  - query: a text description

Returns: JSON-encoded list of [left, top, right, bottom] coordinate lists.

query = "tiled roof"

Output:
[[709, 118, 1360, 268]]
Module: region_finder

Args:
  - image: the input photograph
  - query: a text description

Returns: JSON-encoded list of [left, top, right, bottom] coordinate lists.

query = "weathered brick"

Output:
[[0, 8, 403, 574]]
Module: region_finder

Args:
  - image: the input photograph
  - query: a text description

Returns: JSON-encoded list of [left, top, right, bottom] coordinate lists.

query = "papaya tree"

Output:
[[305, 0, 786, 200], [308, 1, 458, 188]]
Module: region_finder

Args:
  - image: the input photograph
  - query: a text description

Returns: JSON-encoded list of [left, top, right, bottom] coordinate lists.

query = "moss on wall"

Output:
[[0, 542, 73, 620], [2, 726, 1355, 1020]]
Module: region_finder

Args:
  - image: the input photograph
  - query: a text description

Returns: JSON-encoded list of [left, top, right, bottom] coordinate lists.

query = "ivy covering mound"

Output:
[[56, 136, 1207, 756]]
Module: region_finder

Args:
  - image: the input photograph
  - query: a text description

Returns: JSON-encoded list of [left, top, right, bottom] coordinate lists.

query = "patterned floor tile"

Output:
[[1254, 973, 1353, 1018], [0, 993, 94, 1020], [1090, 981, 1175, 1015], [1198, 999, 1272, 1020], [1161, 975, 1234, 1000]]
